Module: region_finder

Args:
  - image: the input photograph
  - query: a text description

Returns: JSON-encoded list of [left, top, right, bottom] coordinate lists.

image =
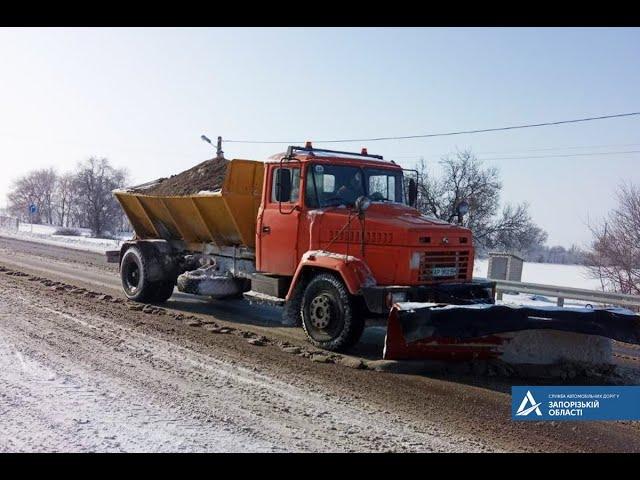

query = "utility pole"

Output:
[[216, 136, 224, 160], [201, 134, 225, 160]]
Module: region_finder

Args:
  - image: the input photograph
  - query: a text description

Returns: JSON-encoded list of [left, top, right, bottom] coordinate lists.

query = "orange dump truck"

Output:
[[112, 145, 640, 362]]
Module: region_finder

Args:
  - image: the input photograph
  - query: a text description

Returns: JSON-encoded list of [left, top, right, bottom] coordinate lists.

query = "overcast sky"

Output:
[[0, 27, 638, 246]]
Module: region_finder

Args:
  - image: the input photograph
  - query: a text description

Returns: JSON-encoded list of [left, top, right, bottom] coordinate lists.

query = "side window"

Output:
[[271, 167, 300, 203], [368, 175, 396, 202], [323, 174, 336, 193], [305, 167, 336, 208], [387, 176, 395, 202]]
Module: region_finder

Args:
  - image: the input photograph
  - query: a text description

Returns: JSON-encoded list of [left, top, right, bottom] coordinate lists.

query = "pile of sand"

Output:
[[134, 158, 229, 196]]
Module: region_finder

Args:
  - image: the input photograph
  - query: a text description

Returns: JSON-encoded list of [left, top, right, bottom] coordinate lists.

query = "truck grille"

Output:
[[418, 250, 470, 282]]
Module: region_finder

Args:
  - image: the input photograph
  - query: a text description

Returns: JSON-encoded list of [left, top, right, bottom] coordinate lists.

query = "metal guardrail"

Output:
[[492, 278, 640, 309]]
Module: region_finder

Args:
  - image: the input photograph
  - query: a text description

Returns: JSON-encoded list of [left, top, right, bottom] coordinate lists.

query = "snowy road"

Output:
[[0, 263, 485, 452], [0, 293, 275, 452]]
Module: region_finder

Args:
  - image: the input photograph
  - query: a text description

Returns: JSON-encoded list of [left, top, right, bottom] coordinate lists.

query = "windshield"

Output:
[[305, 164, 405, 208]]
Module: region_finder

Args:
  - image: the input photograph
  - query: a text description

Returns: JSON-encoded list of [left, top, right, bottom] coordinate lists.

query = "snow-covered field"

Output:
[[0, 223, 132, 254], [473, 258, 612, 308], [473, 258, 601, 290]]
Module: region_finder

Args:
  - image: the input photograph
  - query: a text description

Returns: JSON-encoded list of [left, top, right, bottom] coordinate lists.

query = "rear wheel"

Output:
[[301, 273, 364, 351], [151, 280, 175, 303], [120, 246, 171, 303]]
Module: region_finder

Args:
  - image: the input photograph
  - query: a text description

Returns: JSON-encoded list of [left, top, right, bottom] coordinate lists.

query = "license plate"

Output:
[[432, 266, 457, 277]]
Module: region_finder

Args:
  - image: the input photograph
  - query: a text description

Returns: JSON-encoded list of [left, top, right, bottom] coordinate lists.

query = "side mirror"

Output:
[[408, 178, 417, 208], [275, 168, 292, 202]]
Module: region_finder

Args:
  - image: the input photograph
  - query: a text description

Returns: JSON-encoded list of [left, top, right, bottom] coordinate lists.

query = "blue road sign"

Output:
[[29, 204, 37, 214]]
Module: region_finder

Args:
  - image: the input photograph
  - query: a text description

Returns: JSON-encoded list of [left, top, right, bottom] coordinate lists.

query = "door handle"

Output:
[[262, 226, 271, 234]]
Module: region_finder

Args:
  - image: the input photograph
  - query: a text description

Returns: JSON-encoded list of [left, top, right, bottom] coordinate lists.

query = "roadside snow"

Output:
[[474, 258, 601, 290], [499, 330, 612, 365], [474, 258, 615, 308], [0, 223, 132, 254]]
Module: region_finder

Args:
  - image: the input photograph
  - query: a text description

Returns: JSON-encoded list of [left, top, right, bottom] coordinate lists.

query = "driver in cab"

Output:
[[336, 171, 363, 205]]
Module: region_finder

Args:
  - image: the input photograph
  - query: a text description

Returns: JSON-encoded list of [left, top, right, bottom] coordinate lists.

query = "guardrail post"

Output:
[[557, 297, 564, 307]]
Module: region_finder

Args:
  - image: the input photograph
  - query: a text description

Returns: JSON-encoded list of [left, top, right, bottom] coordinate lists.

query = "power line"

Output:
[[473, 142, 640, 156], [479, 150, 640, 161], [393, 146, 640, 161], [395, 150, 640, 163], [224, 111, 640, 144]]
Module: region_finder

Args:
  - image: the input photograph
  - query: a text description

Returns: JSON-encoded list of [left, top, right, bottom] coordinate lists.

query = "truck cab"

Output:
[[249, 144, 493, 351]]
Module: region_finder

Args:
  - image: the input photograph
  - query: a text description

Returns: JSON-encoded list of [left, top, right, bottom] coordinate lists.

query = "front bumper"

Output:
[[361, 279, 495, 314]]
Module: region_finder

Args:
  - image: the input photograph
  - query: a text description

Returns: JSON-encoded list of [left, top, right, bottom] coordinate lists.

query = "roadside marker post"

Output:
[[28, 204, 37, 233]]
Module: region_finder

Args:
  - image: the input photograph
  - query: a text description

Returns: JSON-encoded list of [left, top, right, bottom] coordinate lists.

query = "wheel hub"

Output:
[[310, 294, 332, 329], [125, 264, 140, 292]]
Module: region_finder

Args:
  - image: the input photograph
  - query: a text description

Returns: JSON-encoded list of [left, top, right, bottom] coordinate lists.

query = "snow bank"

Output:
[[1, 223, 132, 254], [500, 330, 612, 365]]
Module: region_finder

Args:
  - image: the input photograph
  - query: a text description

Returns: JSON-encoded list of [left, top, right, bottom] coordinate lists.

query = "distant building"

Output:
[[487, 252, 524, 282]]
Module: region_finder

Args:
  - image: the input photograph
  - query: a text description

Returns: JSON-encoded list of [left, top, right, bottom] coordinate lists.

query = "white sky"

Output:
[[0, 27, 638, 246]]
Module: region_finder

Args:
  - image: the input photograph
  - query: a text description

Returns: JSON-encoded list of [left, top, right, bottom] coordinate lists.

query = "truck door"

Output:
[[257, 165, 301, 275]]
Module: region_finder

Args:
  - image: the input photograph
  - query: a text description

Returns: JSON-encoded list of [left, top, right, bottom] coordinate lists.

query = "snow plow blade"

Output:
[[383, 302, 640, 363]]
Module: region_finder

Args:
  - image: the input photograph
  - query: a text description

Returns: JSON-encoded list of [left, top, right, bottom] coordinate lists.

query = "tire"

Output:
[[301, 273, 365, 351], [151, 280, 175, 303], [120, 246, 160, 303], [177, 269, 242, 299]]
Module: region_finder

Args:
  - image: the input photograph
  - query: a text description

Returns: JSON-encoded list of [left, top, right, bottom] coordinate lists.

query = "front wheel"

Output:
[[301, 273, 364, 352]]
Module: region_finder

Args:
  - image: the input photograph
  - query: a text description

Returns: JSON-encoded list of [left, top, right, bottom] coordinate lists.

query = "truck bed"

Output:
[[114, 159, 264, 249]]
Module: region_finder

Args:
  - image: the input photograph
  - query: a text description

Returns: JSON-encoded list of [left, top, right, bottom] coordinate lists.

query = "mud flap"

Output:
[[383, 302, 640, 362]]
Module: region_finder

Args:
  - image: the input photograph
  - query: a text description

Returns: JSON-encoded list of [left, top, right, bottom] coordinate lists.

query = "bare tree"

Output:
[[39, 169, 57, 224], [7, 168, 58, 224], [585, 182, 640, 295], [7, 177, 36, 222], [54, 173, 77, 227], [525, 244, 586, 264], [416, 150, 547, 255], [73, 157, 128, 237], [481, 202, 547, 253]]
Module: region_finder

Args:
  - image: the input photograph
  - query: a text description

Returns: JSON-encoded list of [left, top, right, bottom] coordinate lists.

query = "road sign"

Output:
[[29, 204, 37, 214]]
